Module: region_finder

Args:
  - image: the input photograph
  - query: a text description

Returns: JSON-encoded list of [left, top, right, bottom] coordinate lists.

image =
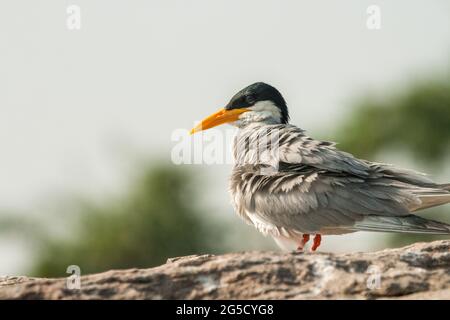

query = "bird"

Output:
[[190, 82, 450, 251]]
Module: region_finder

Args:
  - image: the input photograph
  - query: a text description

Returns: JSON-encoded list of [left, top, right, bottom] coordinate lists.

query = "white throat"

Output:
[[234, 101, 282, 128]]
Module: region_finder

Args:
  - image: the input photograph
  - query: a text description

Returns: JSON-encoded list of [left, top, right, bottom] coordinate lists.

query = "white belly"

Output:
[[245, 210, 306, 250]]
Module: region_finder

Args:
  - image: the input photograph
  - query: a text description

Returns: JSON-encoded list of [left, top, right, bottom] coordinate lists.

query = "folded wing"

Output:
[[231, 125, 450, 235]]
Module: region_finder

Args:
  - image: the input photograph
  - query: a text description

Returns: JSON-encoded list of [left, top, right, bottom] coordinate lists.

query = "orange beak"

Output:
[[190, 108, 249, 135]]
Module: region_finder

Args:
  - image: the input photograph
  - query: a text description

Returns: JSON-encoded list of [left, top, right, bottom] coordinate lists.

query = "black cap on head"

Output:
[[225, 82, 290, 124]]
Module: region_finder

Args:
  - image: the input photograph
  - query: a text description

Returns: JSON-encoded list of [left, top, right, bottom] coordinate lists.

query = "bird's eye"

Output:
[[245, 94, 256, 105]]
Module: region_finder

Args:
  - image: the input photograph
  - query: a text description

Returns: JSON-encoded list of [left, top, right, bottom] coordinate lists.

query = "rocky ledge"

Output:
[[0, 240, 449, 299]]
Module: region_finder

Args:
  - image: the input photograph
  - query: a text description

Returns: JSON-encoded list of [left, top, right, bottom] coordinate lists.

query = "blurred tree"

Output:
[[333, 75, 450, 247], [335, 76, 450, 166], [1, 163, 227, 277]]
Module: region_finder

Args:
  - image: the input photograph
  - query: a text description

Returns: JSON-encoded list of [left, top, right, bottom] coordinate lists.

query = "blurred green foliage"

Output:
[[333, 75, 450, 247], [335, 76, 450, 166], [2, 164, 227, 277]]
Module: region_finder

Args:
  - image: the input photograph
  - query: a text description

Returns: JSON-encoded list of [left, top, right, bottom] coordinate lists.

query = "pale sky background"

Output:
[[0, 0, 449, 274]]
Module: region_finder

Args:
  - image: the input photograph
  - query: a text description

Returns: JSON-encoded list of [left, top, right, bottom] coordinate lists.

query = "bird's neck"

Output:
[[232, 123, 283, 168], [234, 118, 282, 129]]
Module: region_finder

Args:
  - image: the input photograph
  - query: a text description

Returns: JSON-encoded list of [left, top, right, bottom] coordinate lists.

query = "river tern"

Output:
[[190, 82, 450, 251]]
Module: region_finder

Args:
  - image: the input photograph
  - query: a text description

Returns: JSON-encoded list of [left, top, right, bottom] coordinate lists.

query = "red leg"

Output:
[[311, 234, 322, 251], [297, 234, 310, 251]]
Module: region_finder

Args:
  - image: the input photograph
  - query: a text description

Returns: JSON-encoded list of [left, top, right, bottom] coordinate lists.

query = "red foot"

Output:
[[311, 234, 322, 251], [297, 234, 310, 250]]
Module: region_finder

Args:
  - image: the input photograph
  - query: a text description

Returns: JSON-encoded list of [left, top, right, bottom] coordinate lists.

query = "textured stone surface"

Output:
[[0, 240, 449, 299]]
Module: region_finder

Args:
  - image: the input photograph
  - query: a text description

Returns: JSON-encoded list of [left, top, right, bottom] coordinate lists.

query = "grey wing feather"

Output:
[[232, 166, 414, 234], [350, 215, 450, 234], [370, 163, 450, 212], [231, 124, 450, 235]]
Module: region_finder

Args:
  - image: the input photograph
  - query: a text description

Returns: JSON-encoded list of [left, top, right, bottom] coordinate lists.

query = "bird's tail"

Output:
[[409, 183, 450, 212], [350, 214, 450, 235]]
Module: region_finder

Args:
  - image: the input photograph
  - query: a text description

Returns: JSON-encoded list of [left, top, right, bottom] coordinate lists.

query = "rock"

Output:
[[0, 240, 449, 299]]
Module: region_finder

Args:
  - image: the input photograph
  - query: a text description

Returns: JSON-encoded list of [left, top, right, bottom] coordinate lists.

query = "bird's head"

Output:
[[190, 82, 289, 134]]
